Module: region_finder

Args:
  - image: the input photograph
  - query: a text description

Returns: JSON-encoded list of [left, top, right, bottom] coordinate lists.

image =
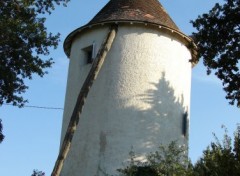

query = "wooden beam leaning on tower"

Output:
[[51, 24, 118, 176]]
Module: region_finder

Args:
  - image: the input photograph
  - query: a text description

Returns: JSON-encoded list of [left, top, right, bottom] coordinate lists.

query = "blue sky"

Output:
[[0, 0, 239, 175]]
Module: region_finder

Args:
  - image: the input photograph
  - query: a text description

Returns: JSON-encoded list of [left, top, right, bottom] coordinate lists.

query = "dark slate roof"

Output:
[[88, 0, 179, 31]]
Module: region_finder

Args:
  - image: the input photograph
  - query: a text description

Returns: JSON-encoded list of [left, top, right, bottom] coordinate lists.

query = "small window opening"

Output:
[[87, 50, 93, 64], [82, 42, 96, 64], [182, 112, 188, 137]]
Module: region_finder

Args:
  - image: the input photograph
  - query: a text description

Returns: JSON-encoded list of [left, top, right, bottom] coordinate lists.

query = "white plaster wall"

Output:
[[61, 26, 108, 145], [60, 24, 192, 176]]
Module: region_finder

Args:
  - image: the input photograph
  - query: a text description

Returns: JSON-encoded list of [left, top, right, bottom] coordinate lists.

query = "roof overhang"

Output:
[[63, 21, 198, 66]]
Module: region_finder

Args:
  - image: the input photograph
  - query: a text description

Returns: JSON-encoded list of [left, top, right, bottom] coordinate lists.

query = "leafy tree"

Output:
[[191, 0, 240, 107], [31, 170, 45, 176], [0, 119, 4, 143], [193, 125, 240, 176], [117, 125, 240, 176], [0, 0, 69, 107], [117, 141, 193, 176]]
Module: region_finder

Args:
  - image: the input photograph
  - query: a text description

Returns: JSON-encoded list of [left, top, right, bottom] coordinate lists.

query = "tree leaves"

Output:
[[0, 119, 4, 143], [117, 125, 240, 176], [194, 125, 240, 176], [191, 0, 240, 107], [0, 0, 68, 107], [31, 170, 45, 176], [117, 142, 193, 176]]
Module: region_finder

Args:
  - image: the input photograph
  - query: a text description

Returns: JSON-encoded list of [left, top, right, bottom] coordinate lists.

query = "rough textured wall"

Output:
[[60, 24, 192, 176]]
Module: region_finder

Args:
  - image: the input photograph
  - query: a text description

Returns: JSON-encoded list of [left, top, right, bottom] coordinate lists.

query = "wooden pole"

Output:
[[51, 24, 118, 176]]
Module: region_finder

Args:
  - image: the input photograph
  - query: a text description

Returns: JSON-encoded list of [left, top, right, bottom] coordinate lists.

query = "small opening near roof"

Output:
[[82, 43, 96, 64]]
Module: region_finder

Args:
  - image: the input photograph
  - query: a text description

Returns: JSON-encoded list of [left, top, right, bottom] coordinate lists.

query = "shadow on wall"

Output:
[[72, 72, 189, 175], [140, 72, 185, 118], [117, 72, 188, 152], [95, 72, 189, 174]]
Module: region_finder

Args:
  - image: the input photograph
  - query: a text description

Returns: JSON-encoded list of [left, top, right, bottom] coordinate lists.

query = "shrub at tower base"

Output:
[[115, 125, 240, 176], [117, 141, 193, 176]]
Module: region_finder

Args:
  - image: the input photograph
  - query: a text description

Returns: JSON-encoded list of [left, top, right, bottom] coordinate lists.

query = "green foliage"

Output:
[[117, 142, 193, 176], [0, 119, 4, 143], [117, 125, 240, 176], [193, 125, 240, 176], [31, 170, 45, 176], [191, 0, 240, 107], [0, 0, 69, 107]]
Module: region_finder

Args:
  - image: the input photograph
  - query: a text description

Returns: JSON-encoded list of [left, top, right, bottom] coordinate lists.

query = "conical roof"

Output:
[[64, 0, 198, 60], [88, 0, 179, 31]]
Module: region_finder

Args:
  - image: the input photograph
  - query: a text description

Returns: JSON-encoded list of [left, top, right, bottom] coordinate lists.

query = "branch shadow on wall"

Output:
[[89, 73, 189, 175], [118, 72, 188, 154]]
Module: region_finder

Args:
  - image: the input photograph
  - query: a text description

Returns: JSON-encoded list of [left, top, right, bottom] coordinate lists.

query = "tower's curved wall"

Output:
[[61, 24, 192, 175]]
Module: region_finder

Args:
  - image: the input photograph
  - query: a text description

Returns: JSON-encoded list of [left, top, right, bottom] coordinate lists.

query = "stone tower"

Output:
[[60, 0, 197, 175]]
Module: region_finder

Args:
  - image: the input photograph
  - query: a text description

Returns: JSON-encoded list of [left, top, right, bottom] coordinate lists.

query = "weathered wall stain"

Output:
[[99, 131, 107, 154]]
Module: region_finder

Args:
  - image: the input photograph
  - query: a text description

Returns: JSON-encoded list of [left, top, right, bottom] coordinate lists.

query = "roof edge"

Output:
[[63, 21, 198, 66]]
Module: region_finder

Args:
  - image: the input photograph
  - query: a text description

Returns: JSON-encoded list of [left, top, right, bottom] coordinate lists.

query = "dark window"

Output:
[[87, 50, 93, 64], [82, 43, 96, 64], [182, 112, 188, 137]]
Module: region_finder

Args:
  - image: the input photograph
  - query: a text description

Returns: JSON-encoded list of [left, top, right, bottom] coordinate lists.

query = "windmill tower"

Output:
[[57, 0, 197, 175]]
